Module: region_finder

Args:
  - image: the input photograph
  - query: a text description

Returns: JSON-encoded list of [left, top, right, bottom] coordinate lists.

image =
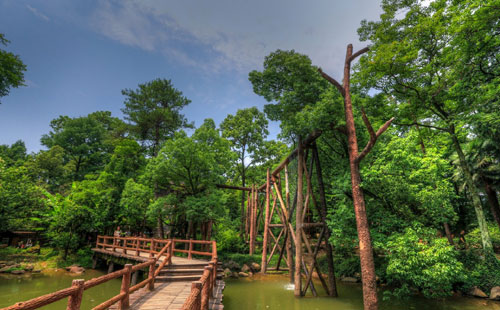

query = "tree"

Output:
[[249, 50, 330, 140], [0, 33, 26, 103], [220, 107, 269, 233], [319, 44, 393, 310], [120, 179, 153, 233], [0, 140, 27, 167], [0, 158, 46, 232], [121, 78, 192, 156], [357, 0, 495, 250], [40, 113, 118, 180]]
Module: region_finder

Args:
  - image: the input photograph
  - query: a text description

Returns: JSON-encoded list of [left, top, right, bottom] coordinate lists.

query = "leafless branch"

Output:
[[356, 117, 395, 163], [318, 68, 345, 96], [348, 47, 369, 63]]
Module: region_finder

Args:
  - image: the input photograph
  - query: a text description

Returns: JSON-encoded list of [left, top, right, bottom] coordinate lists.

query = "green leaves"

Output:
[[385, 225, 465, 299], [0, 33, 26, 102], [121, 78, 192, 156]]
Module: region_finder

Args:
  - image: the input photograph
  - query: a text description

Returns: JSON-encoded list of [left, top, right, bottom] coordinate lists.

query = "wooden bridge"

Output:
[[2, 236, 224, 310]]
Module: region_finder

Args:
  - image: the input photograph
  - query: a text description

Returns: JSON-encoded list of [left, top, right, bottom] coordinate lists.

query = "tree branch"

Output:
[[318, 68, 345, 96], [348, 47, 369, 63], [393, 121, 449, 132], [356, 116, 394, 163]]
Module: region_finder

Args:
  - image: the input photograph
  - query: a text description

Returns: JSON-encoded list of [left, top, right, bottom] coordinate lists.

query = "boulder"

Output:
[[469, 286, 488, 298], [23, 264, 34, 271], [11, 269, 25, 275], [223, 260, 240, 271], [250, 262, 260, 271], [341, 276, 359, 283], [238, 272, 249, 277], [32, 269, 42, 273], [490, 286, 500, 300], [231, 272, 239, 278], [241, 264, 250, 273], [223, 268, 232, 278]]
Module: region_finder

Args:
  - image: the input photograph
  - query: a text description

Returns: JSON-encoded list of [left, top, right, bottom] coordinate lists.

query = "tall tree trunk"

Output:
[[484, 179, 500, 229], [241, 167, 246, 240], [443, 223, 455, 246], [450, 130, 492, 250], [342, 45, 378, 310], [312, 143, 338, 297], [294, 137, 304, 297]]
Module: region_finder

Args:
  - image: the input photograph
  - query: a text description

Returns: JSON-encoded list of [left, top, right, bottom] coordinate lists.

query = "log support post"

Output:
[[188, 239, 193, 259], [118, 264, 132, 310], [107, 262, 114, 274], [201, 266, 212, 310], [148, 259, 155, 291], [294, 137, 304, 297], [66, 279, 84, 310], [261, 169, 271, 273], [169, 241, 173, 264], [192, 281, 202, 309]]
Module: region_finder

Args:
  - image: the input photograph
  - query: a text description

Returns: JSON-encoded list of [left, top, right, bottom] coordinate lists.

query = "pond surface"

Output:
[[2, 271, 500, 310], [224, 274, 500, 310], [0, 269, 121, 309]]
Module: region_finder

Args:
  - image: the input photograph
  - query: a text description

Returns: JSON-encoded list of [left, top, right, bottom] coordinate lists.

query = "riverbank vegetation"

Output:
[[1, 0, 499, 305]]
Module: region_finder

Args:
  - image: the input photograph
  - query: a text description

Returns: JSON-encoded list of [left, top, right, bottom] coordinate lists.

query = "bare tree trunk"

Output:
[[484, 179, 500, 229], [443, 223, 455, 246], [319, 44, 394, 310], [294, 137, 304, 297]]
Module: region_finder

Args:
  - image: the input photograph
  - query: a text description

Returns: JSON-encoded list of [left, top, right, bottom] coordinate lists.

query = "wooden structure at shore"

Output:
[[1, 236, 223, 310], [218, 130, 338, 297]]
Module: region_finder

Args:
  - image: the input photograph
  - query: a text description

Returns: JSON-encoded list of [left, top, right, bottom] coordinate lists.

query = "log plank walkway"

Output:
[[94, 237, 224, 310], [1, 236, 223, 310]]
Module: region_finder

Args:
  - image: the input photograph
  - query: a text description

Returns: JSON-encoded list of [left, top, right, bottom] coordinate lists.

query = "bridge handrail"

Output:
[[181, 240, 218, 310], [1, 236, 217, 310]]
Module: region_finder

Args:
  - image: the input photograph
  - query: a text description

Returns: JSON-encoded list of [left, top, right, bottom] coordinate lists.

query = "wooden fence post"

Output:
[[201, 266, 212, 310], [118, 264, 132, 310], [135, 238, 140, 256], [66, 279, 84, 310], [148, 259, 155, 291], [150, 240, 155, 258], [188, 239, 193, 259], [192, 281, 202, 310], [113, 237, 117, 252], [169, 240, 173, 264]]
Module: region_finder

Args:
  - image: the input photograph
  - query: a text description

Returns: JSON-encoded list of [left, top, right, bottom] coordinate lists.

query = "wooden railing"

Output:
[[1, 235, 215, 310], [180, 243, 218, 310]]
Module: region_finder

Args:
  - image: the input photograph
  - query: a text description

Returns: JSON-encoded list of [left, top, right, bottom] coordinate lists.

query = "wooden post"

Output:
[[66, 279, 84, 310], [148, 259, 155, 291], [107, 262, 114, 274], [92, 256, 98, 269], [119, 264, 132, 310], [285, 164, 294, 283], [192, 281, 202, 309], [201, 266, 212, 310], [150, 240, 155, 258], [261, 169, 271, 273], [131, 271, 138, 286], [135, 238, 140, 256], [113, 237, 117, 252], [188, 239, 193, 259], [169, 240, 173, 264], [295, 137, 304, 297]]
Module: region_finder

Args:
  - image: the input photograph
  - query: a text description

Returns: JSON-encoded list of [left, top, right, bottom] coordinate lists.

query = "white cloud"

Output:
[[90, 0, 383, 77], [26, 5, 50, 22]]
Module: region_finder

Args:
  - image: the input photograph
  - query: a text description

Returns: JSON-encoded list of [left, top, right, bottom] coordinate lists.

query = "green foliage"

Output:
[[459, 249, 500, 293], [385, 226, 466, 299], [121, 78, 191, 156], [214, 220, 246, 254], [466, 223, 500, 250], [0, 140, 27, 167], [120, 179, 153, 231], [0, 33, 26, 102], [249, 49, 330, 139]]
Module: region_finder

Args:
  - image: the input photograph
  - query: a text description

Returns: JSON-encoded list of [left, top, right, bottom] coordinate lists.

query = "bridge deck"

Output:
[[93, 247, 224, 310]]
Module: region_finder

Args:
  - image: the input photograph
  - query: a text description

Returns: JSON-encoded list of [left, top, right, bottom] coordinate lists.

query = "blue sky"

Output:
[[0, 0, 382, 152]]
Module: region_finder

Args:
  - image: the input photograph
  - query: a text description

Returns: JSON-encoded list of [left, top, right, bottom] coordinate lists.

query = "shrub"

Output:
[[465, 223, 500, 250], [384, 226, 465, 299], [458, 249, 500, 293]]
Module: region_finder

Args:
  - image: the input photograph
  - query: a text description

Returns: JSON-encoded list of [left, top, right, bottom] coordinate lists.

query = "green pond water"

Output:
[[0, 269, 121, 309], [2, 271, 500, 310], [224, 274, 500, 310]]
